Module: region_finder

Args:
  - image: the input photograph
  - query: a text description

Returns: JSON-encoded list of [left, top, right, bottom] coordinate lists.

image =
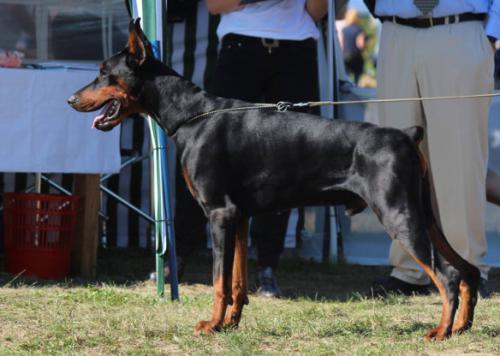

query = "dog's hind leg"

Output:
[[452, 279, 478, 335], [416, 246, 460, 341], [427, 222, 480, 335], [194, 197, 239, 335], [224, 218, 250, 329], [388, 224, 459, 341], [368, 183, 459, 340], [420, 176, 480, 335], [376, 196, 478, 339]]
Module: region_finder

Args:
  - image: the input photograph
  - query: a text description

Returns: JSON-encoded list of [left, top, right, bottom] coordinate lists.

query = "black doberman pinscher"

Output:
[[68, 19, 480, 341]]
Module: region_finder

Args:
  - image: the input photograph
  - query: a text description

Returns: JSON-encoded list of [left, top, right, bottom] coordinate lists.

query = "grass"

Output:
[[0, 248, 499, 355]]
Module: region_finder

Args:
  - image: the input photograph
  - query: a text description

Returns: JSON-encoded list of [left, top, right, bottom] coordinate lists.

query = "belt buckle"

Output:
[[261, 38, 279, 54]]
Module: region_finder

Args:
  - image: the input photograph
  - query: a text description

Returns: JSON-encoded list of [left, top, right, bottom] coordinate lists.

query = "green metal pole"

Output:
[[130, 0, 166, 300], [148, 121, 165, 299], [143, 1, 167, 301], [130, 0, 179, 301]]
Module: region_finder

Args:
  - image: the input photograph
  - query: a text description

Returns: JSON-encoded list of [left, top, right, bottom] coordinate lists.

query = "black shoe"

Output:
[[479, 278, 491, 299], [371, 276, 430, 297], [256, 267, 281, 298], [149, 257, 185, 283]]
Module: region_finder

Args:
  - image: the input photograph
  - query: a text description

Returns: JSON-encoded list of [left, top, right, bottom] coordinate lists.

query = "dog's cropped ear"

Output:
[[403, 126, 424, 145], [127, 18, 154, 67]]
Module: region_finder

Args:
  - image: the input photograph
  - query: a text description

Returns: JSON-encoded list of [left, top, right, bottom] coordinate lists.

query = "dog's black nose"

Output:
[[67, 95, 79, 105]]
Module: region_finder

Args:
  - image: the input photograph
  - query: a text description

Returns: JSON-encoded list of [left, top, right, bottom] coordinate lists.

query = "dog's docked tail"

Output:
[[403, 126, 427, 176], [403, 125, 424, 145]]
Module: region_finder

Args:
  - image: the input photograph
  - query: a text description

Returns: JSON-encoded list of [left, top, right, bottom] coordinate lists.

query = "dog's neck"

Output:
[[139, 61, 229, 136]]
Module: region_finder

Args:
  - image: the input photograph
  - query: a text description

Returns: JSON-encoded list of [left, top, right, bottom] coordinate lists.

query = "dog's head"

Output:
[[67, 18, 153, 131]]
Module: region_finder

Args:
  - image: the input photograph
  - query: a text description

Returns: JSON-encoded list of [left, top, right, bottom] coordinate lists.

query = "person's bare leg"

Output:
[[486, 169, 500, 206]]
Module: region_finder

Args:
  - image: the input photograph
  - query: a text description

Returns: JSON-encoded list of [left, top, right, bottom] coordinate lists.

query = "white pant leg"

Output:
[[377, 22, 430, 284], [378, 21, 493, 284], [417, 21, 492, 279]]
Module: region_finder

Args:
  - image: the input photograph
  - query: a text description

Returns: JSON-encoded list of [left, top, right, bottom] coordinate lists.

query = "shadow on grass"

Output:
[[0, 248, 155, 288], [1, 247, 499, 303]]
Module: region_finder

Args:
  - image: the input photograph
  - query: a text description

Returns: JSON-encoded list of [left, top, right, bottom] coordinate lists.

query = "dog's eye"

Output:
[[108, 75, 117, 84], [99, 67, 109, 76]]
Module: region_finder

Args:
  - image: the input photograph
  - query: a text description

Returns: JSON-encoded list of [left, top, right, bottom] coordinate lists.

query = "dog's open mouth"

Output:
[[92, 99, 122, 130]]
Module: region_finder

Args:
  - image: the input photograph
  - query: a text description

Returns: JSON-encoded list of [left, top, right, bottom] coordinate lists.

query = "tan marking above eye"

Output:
[[116, 78, 130, 91]]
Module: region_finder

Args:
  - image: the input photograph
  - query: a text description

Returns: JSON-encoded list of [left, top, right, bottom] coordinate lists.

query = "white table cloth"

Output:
[[0, 67, 120, 174]]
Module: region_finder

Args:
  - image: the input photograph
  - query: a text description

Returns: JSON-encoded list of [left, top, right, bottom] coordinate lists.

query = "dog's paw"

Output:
[[423, 327, 450, 342], [451, 323, 472, 335], [223, 312, 240, 330], [194, 320, 221, 335]]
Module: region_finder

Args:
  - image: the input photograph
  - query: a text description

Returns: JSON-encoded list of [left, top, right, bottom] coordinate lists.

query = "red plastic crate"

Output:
[[3, 192, 78, 279]]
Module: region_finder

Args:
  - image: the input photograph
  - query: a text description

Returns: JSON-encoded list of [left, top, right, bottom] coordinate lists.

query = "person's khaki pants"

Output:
[[377, 21, 493, 283]]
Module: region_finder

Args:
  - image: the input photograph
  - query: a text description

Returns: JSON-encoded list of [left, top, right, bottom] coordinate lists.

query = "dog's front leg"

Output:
[[224, 218, 249, 329], [194, 202, 238, 335]]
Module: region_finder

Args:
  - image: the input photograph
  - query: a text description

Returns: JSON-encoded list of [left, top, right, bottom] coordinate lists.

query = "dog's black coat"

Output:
[[69, 19, 480, 340]]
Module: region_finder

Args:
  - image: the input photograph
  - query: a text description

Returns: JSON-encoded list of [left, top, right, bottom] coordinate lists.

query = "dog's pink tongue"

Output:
[[92, 114, 105, 129]]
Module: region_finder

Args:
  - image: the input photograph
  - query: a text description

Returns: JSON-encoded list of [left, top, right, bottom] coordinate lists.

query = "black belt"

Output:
[[380, 12, 486, 28], [222, 33, 315, 53]]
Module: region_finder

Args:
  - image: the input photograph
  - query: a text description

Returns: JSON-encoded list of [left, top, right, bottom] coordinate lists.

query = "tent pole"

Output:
[[327, 0, 342, 263], [154, 0, 179, 302], [131, 0, 179, 301]]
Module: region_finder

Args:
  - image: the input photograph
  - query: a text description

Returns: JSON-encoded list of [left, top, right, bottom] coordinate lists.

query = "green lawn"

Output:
[[0, 249, 498, 355]]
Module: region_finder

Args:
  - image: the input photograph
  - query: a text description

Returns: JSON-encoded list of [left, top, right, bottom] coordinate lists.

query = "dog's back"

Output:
[[175, 109, 417, 216]]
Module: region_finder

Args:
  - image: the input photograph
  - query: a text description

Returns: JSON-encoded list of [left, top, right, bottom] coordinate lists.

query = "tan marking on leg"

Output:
[[194, 276, 229, 334], [427, 222, 478, 336], [452, 280, 474, 334], [409, 257, 453, 341], [224, 219, 249, 329], [182, 168, 198, 198]]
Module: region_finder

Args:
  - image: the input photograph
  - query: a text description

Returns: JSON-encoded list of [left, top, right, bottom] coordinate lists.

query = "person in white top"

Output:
[[215, 0, 320, 40]]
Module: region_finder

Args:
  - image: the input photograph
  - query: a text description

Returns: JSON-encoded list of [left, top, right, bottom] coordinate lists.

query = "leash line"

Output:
[[190, 103, 277, 121], [173, 91, 500, 134], [168, 104, 277, 135], [303, 92, 500, 109], [208, 92, 500, 117]]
